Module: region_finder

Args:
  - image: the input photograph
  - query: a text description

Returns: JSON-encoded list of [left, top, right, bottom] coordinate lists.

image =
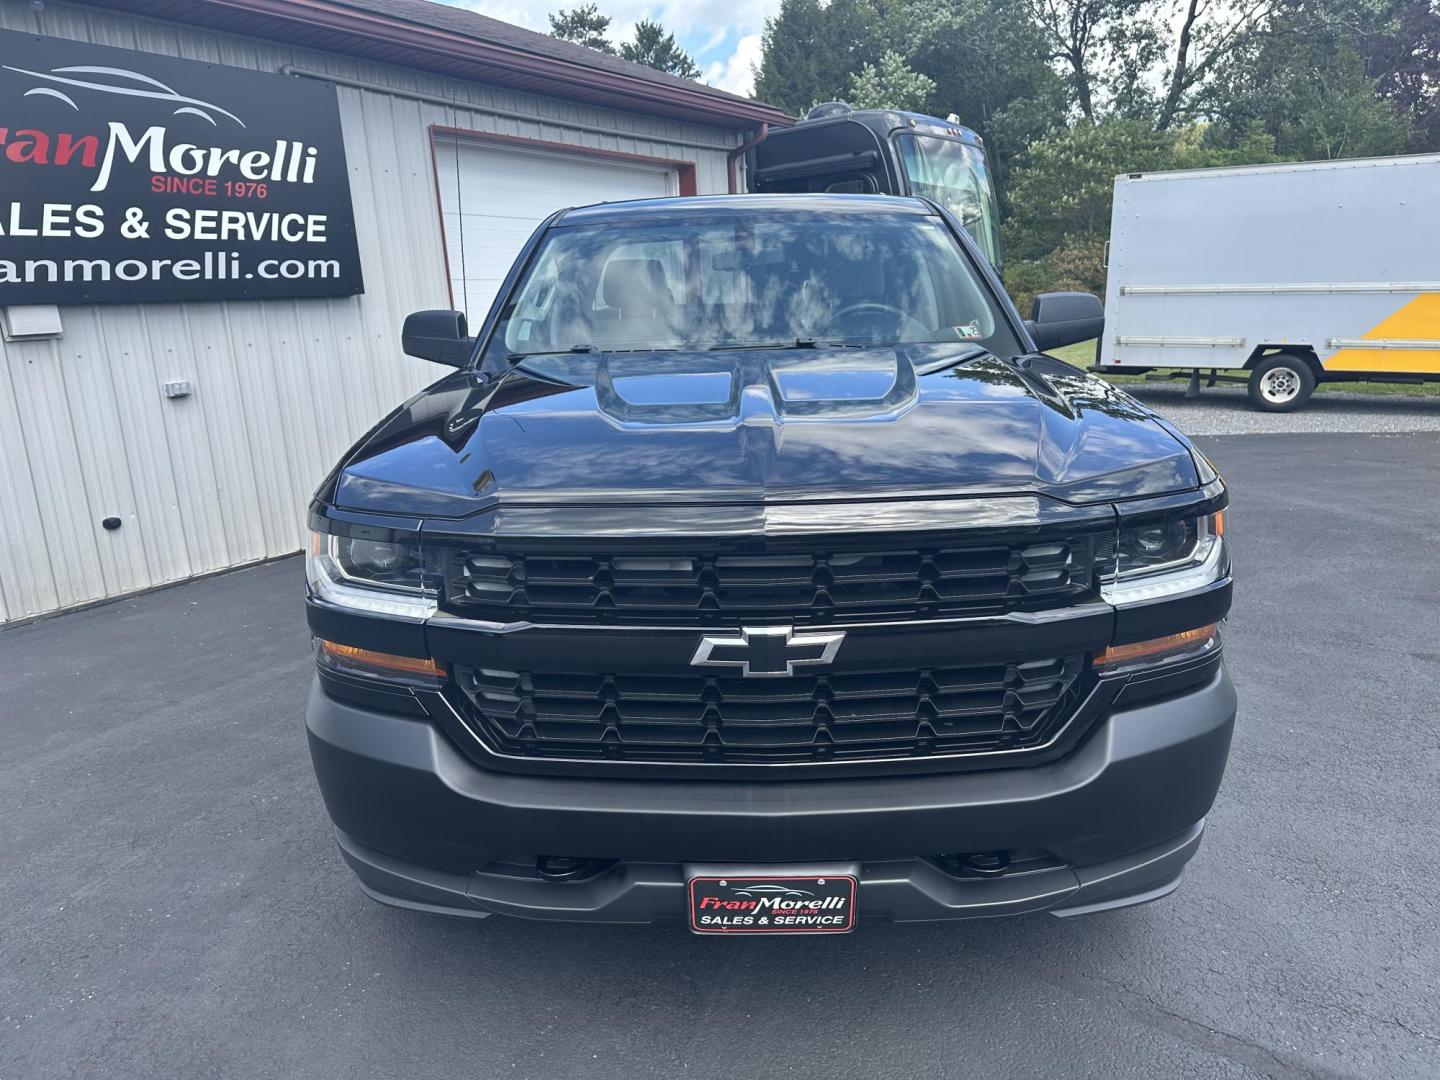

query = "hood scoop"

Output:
[[590, 348, 919, 428]]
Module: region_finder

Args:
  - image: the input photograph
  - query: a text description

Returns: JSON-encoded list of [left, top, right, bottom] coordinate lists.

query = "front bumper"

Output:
[[306, 661, 1237, 924]]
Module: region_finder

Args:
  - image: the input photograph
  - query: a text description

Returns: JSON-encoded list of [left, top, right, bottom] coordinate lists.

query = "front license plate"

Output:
[[688, 873, 857, 935]]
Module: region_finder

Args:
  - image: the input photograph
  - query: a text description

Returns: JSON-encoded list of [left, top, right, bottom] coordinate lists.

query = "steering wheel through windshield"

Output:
[[829, 302, 931, 344]]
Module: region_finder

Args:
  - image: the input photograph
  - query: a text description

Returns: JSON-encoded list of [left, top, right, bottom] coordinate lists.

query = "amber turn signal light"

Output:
[[315, 638, 445, 680], [1093, 624, 1218, 669]]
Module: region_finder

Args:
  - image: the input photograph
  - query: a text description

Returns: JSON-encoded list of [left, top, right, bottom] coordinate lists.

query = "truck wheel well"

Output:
[[1246, 345, 1321, 376]]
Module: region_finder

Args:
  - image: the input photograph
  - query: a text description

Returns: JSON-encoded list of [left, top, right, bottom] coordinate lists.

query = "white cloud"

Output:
[[449, 0, 548, 31], [444, 1, 779, 97], [449, 2, 776, 50], [702, 32, 763, 97], [586, 0, 776, 40]]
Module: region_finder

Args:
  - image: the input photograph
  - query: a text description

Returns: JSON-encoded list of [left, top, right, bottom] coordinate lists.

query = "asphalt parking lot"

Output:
[[3, 429, 1438, 1080]]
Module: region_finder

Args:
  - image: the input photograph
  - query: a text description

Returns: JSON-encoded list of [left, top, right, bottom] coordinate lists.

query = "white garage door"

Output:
[[434, 137, 679, 321]]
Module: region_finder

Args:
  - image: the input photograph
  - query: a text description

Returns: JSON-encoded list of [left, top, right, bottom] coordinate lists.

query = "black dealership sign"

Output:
[[0, 31, 363, 305]]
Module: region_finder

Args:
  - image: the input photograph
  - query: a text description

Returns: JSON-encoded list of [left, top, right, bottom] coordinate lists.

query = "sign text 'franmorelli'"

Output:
[[0, 31, 363, 305]]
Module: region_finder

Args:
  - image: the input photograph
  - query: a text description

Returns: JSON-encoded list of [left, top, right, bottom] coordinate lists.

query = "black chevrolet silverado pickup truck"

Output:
[[305, 194, 1234, 932]]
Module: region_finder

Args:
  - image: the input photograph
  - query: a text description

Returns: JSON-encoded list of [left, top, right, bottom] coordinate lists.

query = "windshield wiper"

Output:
[[706, 338, 880, 352], [707, 338, 819, 352], [509, 339, 887, 361], [506, 343, 606, 364], [508, 344, 686, 363]]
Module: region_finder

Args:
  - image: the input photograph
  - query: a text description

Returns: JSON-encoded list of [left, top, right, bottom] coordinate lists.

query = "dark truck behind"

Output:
[[750, 103, 1004, 268], [304, 194, 1234, 932]]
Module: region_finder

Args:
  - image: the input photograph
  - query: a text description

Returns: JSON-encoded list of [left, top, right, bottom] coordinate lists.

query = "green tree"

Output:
[[1017, 0, 1280, 128], [1003, 235, 1110, 315], [1024, 0, 1162, 118], [848, 50, 937, 110], [753, 0, 887, 116], [988, 0, 1423, 299], [1204, 2, 1412, 158], [620, 18, 702, 79], [889, 0, 1069, 194], [1000, 118, 1282, 301], [1367, 0, 1440, 149], [1154, 0, 1281, 129], [752, 0, 1065, 192], [548, 4, 616, 53], [1277, 74, 1413, 158], [1002, 119, 1178, 264], [549, 8, 702, 81]]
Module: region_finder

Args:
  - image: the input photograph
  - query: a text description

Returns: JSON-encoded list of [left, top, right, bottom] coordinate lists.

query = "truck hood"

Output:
[[332, 346, 1199, 518]]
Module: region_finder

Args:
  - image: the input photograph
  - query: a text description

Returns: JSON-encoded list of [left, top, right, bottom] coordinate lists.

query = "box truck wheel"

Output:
[[1248, 353, 1315, 412]]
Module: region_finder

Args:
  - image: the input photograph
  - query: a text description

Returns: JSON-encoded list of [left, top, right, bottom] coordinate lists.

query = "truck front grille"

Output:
[[453, 655, 1086, 765], [443, 538, 1099, 626]]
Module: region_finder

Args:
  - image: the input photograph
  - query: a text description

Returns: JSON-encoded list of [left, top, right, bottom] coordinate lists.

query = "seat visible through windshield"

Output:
[[488, 209, 1015, 362]]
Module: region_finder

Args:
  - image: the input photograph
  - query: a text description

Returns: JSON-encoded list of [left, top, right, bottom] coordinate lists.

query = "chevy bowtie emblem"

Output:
[[690, 626, 846, 678]]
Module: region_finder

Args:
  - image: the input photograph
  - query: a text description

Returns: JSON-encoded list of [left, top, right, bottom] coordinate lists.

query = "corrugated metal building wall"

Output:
[[0, 0, 742, 623]]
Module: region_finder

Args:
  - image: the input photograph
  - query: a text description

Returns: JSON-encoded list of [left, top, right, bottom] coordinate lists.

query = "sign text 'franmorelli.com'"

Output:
[[0, 31, 363, 305]]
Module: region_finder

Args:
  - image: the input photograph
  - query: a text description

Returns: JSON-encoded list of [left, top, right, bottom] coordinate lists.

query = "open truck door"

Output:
[[750, 102, 1003, 269]]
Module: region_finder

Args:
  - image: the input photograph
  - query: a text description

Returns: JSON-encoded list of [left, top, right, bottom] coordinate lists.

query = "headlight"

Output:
[[1101, 510, 1227, 604], [330, 535, 422, 588], [306, 527, 437, 619]]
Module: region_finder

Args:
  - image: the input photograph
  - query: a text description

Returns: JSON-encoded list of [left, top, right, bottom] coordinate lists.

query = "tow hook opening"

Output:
[[938, 851, 1012, 878], [536, 855, 611, 882]]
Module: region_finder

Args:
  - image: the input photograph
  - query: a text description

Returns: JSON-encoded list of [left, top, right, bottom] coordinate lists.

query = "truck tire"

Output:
[[1248, 353, 1316, 412]]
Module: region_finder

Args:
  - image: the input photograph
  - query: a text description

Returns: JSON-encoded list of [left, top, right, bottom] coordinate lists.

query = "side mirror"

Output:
[[401, 309, 474, 367], [1024, 292, 1104, 353]]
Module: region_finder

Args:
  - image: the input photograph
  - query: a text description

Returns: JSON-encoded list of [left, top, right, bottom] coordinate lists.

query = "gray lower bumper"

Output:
[[309, 663, 1235, 925], [336, 820, 1204, 923]]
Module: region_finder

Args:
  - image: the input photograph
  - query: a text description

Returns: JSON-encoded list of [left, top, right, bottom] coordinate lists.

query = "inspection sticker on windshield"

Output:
[[954, 321, 982, 338], [688, 874, 857, 934]]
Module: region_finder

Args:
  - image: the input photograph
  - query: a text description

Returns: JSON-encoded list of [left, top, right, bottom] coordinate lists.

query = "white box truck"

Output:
[[1099, 154, 1440, 410]]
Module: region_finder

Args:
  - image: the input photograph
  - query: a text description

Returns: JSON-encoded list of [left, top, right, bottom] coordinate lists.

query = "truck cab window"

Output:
[[896, 134, 1001, 266], [762, 173, 880, 195], [824, 176, 877, 194]]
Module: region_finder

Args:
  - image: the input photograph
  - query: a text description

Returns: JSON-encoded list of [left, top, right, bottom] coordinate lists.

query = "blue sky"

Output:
[[443, 1, 779, 96]]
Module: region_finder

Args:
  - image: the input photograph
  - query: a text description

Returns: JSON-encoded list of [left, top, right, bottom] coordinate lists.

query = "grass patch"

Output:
[[1047, 340, 1440, 397], [1046, 339, 1102, 368]]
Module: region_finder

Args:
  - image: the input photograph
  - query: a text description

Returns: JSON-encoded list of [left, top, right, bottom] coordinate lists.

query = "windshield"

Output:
[[482, 210, 1017, 365], [896, 135, 1001, 267]]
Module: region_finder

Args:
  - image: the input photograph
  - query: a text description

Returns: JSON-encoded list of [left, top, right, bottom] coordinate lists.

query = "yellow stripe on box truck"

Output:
[[1326, 293, 1440, 373]]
